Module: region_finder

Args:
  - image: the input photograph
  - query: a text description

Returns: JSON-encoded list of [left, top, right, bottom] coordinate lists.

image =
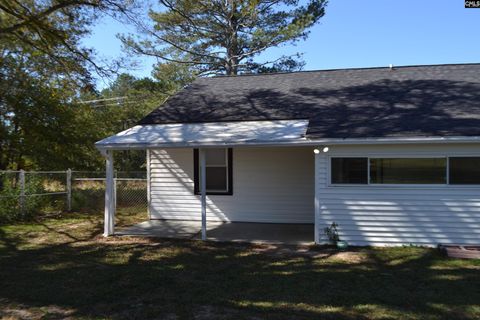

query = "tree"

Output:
[[76, 73, 174, 171], [121, 0, 327, 76], [0, 0, 132, 79], [0, 68, 102, 170], [0, 1, 135, 170]]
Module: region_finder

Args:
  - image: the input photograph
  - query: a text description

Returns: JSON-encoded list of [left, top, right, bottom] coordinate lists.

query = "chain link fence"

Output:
[[72, 171, 147, 213], [0, 170, 147, 223], [0, 171, 68, 222]]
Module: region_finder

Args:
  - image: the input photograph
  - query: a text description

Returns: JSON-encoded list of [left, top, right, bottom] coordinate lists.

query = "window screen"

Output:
[[194, 148, 233, 195], [331, 158, 368, 184], [370, 158, 446, 184], [449, 157, 480, 184]]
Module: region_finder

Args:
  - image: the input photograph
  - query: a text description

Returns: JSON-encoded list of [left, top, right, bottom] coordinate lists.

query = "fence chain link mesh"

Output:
[[115, 179, 147, 211], [0, 171, 67, 221], [0, 171, 21, 221], [71, 171, 147, 212], [1, 170, 147, 222]]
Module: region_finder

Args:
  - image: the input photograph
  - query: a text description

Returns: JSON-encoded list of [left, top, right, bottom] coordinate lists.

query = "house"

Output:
[[96, 63, 480, 246]]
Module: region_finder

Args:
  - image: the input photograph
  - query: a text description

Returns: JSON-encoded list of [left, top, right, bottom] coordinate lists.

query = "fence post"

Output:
[[66, 169, 72, 211], [113, 170, 117, 211], [19, 170, 25, 216], [114, 177, 117, 211]]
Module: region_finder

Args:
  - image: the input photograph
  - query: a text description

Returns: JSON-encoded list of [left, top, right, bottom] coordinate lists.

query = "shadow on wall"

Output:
[[151, 149, 228, 221], [149, 148, 315, 224], [318, 191, 480, 246]]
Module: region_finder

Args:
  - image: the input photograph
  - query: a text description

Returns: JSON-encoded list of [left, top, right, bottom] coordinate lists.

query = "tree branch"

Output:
[[0, 1, 99, 35]]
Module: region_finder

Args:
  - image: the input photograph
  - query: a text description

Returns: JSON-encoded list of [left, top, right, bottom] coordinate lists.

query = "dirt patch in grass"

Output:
[[327, 251, 370, 263], [249, 243, 371, 263]]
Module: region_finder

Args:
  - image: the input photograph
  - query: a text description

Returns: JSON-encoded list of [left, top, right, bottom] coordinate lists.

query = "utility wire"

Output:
[[77, 92, 170, 109], [78, 96, 128, 104]]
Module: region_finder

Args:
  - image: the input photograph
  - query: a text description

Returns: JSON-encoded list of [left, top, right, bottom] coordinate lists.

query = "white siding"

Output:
[[315, 144, 480, 246], [149, 147, 314, 223]]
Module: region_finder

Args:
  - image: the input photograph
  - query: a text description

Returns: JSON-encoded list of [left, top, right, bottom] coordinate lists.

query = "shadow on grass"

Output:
[[0, 217, 479, 319]]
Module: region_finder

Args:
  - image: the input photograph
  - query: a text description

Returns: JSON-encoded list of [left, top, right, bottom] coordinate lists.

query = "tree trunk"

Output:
[[225, 0, 239, 76]]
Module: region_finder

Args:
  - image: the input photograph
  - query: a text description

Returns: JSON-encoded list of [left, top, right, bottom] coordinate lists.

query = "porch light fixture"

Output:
[[314, 147, 330, 154]]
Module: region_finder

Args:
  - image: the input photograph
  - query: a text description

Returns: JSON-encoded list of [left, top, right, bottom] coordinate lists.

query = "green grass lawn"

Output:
[[0, 211, 479, 320]]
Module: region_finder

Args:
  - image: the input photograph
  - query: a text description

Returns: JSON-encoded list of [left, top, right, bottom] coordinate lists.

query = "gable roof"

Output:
[[139, 63, 480, 139]]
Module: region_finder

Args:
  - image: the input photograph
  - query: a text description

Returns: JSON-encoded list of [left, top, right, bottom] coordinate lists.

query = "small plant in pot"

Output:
[[324, 222, 348, 250]]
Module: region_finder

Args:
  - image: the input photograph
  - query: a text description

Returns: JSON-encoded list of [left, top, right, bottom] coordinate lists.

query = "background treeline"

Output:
[[0, 0, 326, 172], [0, 69, 189, 171]]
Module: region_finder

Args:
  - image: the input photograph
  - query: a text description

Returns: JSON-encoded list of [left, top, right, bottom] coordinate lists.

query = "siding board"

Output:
[[149, 147, 315, 224], [315, 143, 480, 246]]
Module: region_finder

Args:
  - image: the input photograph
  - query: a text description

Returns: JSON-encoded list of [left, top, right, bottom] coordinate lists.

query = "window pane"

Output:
[[370, 158, 446, 184], [206, 149, 226, 166], [331, 158, 368, 184], [206, 167, 227, 191], [449, 157, 480, 184]]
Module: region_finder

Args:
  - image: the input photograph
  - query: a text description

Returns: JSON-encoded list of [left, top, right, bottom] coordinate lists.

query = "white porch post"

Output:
[[104, 150, 115, 236], [199, 148, 207, 240], [314, 148, 320, 244], [146, 149, 151, 219]]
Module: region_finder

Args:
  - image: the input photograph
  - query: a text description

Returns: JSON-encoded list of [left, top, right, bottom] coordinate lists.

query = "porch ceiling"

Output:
[[95, 119, 309, 150]]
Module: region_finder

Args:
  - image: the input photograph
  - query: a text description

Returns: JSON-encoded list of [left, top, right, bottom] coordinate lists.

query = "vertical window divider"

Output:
[[225, 148, 229, 191], [446, 156, 450, 185], [367, 157, 371, 185]]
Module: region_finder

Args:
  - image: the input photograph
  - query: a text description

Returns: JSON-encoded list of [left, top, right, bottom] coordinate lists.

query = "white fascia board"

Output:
[[95, 135, 480, 151], [94, 119, 480, 150]]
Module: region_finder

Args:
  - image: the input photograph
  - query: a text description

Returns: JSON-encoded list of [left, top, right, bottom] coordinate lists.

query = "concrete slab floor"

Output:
[[116, 220, 314, 245]]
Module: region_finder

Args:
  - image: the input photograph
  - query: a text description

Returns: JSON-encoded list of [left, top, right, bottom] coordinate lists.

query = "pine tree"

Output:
[[121, 0, 327, 76]]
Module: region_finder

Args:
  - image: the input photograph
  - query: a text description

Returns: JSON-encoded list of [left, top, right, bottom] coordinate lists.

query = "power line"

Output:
[[78, 96, 128, 104], [77, 91, 171, 109]]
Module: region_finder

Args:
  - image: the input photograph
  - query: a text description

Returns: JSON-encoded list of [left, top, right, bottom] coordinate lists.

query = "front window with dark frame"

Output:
[[194, 148, 233, 195], [331, 156, 480, 185]]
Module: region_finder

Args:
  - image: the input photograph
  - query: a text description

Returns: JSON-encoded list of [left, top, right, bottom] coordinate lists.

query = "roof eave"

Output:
[[95, 135, 480, 151]]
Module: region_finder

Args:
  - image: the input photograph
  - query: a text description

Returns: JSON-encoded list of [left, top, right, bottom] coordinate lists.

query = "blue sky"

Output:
[[84, 1, 479, 86]]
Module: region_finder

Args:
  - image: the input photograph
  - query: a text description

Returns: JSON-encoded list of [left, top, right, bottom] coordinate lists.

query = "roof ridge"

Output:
[[204, 62, 480, 79]]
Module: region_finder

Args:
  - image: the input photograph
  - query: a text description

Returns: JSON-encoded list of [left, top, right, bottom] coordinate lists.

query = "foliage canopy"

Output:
[[122, 0, 327, 75]]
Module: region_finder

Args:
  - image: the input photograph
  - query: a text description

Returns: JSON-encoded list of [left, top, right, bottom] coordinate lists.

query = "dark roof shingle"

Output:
[[139, 63, 480, 139]]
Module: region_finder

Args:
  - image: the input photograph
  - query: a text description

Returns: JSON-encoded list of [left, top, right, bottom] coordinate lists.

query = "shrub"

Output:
[[0, 174, 47, 223]]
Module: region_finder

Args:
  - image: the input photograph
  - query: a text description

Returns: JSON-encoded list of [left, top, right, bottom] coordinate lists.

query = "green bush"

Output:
[[0, 175, 48, 223]]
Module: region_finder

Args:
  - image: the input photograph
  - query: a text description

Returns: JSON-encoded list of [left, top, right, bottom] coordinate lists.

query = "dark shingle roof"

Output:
[[139, 63, 480, 139]]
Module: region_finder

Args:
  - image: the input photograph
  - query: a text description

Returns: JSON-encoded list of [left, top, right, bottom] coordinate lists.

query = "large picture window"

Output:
[[370, 158, 446, 184], [331, 156, 480, 186], [194, 148, 233, 195]]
